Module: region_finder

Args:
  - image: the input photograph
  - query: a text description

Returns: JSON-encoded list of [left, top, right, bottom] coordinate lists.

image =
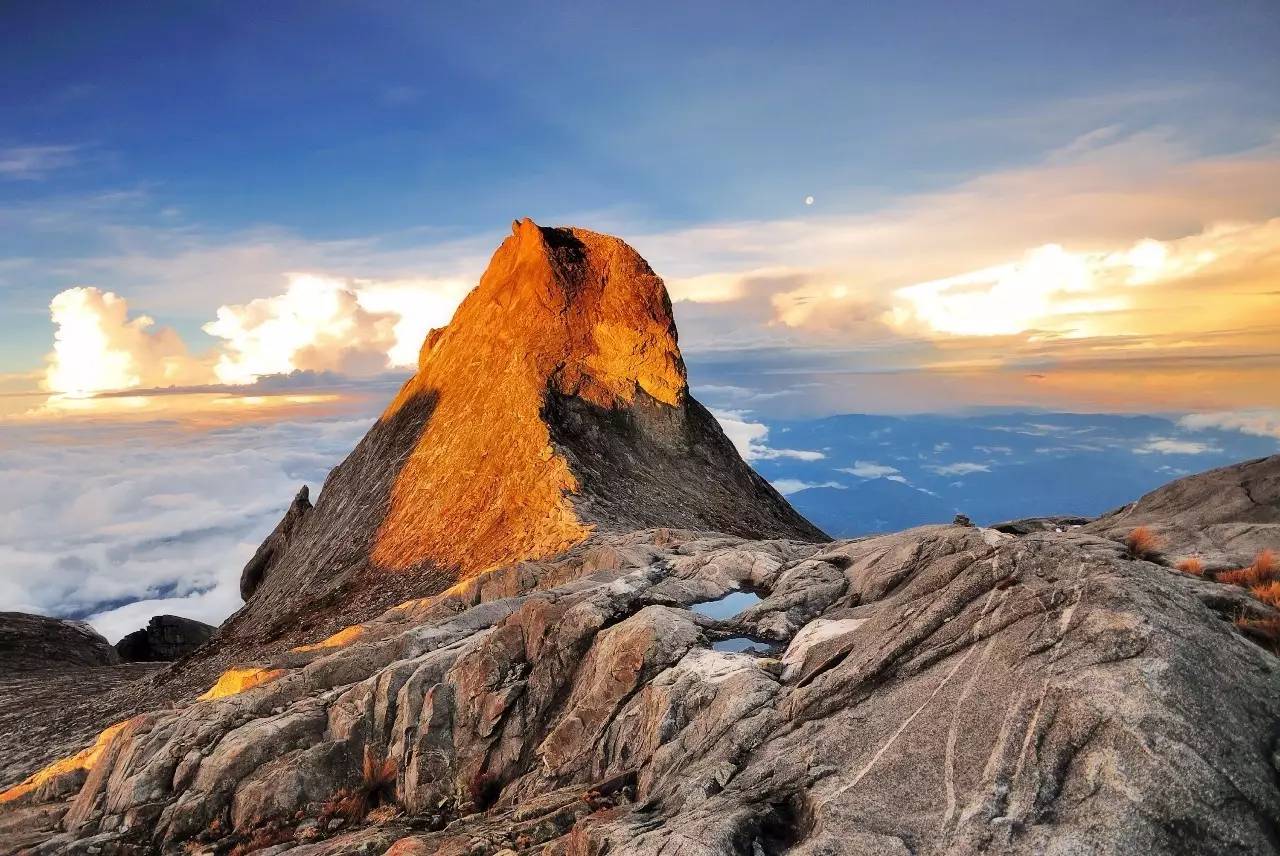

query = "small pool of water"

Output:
[[711, 636, 779, 655], [691, 590, 762, 620]]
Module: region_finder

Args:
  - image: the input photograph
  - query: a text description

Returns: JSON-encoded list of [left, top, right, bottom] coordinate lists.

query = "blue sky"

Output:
[[7, 1, 1277, 230], [2, 1, 1278, 410]]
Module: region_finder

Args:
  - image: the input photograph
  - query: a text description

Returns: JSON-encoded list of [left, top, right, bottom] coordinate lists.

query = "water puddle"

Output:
[[691, 590, 762, 620], [711, 637, 779, 655]]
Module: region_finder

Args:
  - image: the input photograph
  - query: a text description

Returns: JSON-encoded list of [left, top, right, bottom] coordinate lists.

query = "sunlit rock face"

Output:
[[227, 219, 825, 647]]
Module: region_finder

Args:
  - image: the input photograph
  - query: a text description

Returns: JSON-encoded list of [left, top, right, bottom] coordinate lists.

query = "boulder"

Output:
[[113, 615, 216, 662]]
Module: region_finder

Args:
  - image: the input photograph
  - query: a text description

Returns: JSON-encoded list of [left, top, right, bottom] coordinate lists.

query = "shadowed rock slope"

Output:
[[0, 614, 120, 672], [229, 219, 824, 646]]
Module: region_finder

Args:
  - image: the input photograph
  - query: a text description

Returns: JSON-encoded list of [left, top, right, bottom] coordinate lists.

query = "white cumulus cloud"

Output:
[[204, 273, 468, 384], [45, 287, 209, 396], [42, 274, 472, 394], [770, 479, 845, 496]]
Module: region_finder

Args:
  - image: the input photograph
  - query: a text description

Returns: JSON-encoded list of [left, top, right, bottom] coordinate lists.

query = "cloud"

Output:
[[769, 479, 845, 496], [86, 587, 242, 646], [45, 287, 209, 395], [924, 462, 991, 476], [204, 273, 467, 384], [41, 273, 470, 394], [1134, 437, 1222, 455], [0, 409, 376, 641], [0, 144, 78, 180], [839, 460, 900, 479], [710, 410, 824, 462], [632, 131, 1280, 414], [887, 243, 1123, 337], [1179, 410, 1280, 439]]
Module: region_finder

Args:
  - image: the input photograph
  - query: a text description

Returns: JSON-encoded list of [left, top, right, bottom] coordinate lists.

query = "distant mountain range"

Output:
[[744, 411, 1279, 536]]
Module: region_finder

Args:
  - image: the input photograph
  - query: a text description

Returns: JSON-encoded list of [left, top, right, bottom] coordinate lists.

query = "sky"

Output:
[[1, 1, 1278, 637]]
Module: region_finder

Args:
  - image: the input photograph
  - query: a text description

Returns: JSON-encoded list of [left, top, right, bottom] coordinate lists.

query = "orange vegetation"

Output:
[[198, 666, 286, 701], [1218, 550, 1280, 587], [291, 624, 367, 653], [227, 824, 294, 856], [1124, 526, 1161, 560], [1235, 615, 1280, 652], [320, 747, 397, 823], [1254, 548, 1276, 579], [1252, 581, 1280, 609], [370, 220, 686, 578], [0, 719, 132, 804], [1175, 557, 1204, 576]]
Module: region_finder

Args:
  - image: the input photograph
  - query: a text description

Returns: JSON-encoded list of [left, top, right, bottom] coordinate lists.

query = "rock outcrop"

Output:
[[224, 219, 824, 646], [114, 616, 216, 663], [990, 515, 1092, 535], [240, 486, 312, 600], [0, 613, 120, 672], [3, 521, 1278, 855], [1083, 454, 1280, 569]]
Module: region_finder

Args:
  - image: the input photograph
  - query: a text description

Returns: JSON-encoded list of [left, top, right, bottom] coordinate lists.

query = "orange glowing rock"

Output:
[[290, 624, 367, 653], [0, 719, 133, 804], [197, 666, 286, 701]]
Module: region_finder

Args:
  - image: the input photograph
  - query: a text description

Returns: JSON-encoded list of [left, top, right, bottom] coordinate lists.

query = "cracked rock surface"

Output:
[[4, 524, 1277, 855]]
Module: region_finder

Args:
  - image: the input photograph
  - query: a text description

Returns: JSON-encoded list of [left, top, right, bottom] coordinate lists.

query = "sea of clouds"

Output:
[[0, 410, 376, 641]]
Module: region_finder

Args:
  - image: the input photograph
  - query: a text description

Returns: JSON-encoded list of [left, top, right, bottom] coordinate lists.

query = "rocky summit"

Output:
[[1, 224, 1279, 856], [228, 218, 823, 648]]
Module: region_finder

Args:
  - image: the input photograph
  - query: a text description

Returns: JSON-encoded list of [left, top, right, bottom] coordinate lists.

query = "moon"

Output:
[[804, 195, 815, 206]]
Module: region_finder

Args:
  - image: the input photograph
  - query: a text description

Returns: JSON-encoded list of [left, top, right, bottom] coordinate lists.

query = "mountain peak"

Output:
[[232, 220, 824, 642]]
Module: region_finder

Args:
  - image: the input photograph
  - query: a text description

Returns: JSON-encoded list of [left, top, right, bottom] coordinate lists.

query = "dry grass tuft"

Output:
[[319, 747, 398, 825], [227, 823, 292, 856], [365, 804, 402, 824], [1250, 580, 1280, 609], [1124, 526, 1161, 560], [362, 746, 397, 795], [1217, 550, 1280, 588], [1235, 614, 1280, 653], [1175, 557, 1204, 576], [1218, 566, 1257, 586], [1254, 548, 1277, 579]]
